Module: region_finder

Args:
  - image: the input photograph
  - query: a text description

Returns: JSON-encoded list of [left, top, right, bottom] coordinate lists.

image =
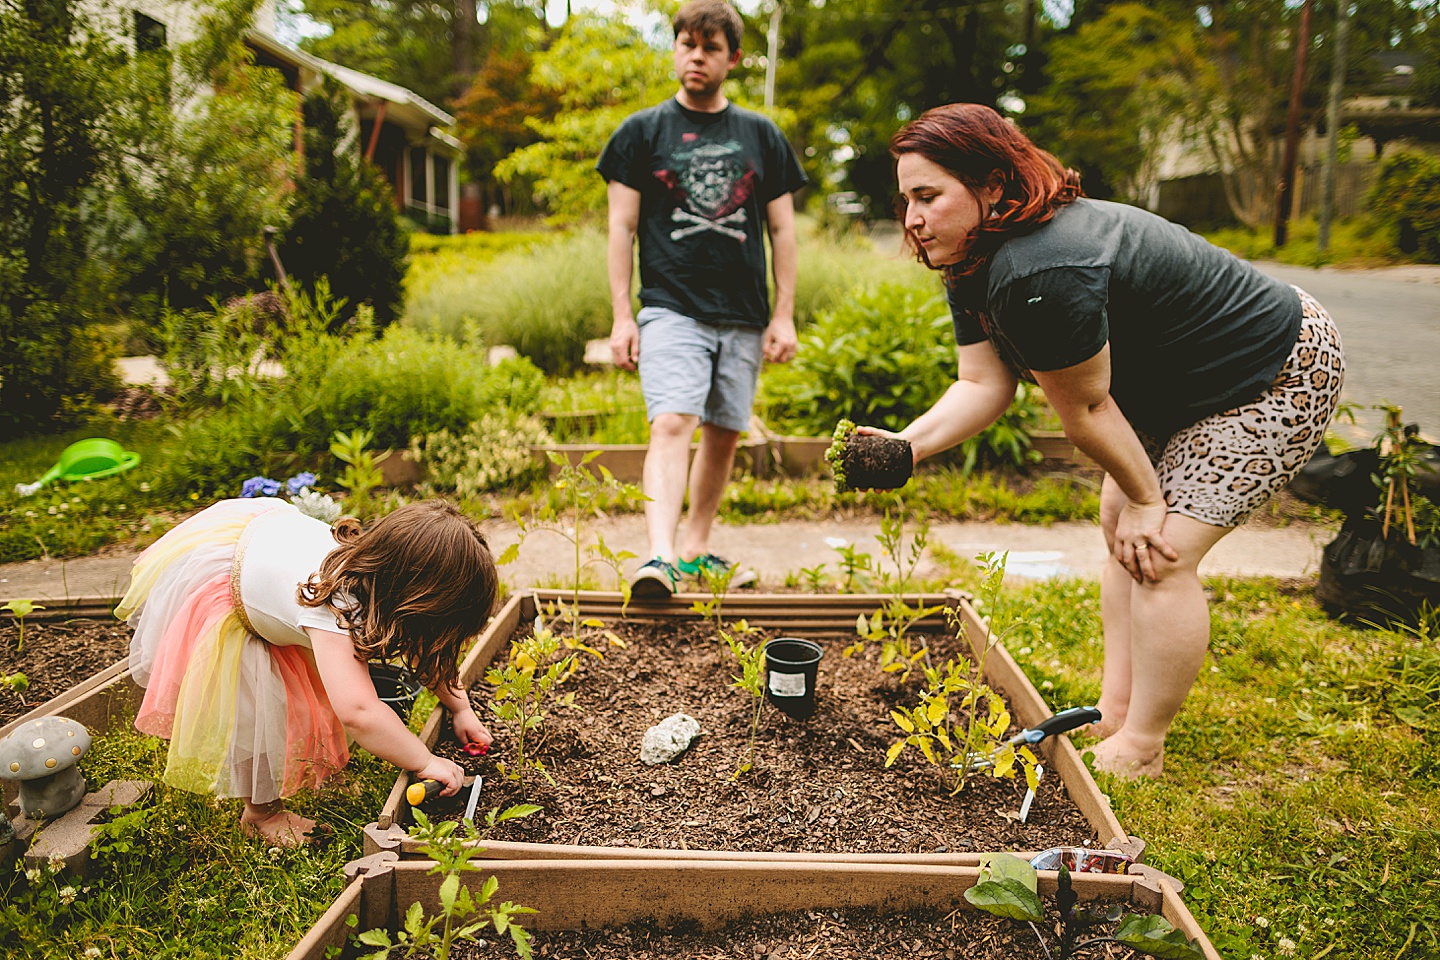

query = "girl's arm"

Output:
[[435, 684, 493, 748], [307, 627, 465, 794], [1030, 344, 1179, 581]]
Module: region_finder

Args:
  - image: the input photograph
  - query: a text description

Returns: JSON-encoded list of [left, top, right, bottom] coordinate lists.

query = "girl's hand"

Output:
[[1115, 498, 1178, 583], [451, 705, 493, 752], [416, 754, 465, 796]]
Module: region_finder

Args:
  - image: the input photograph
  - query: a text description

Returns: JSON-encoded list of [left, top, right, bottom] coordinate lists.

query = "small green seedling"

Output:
[[964, 853, 1204, 960], [486, 617, 581, 795], [722, 621, 766, 779], [506, 451, 641, 647], [690, 558, 738, 633], [844, 504, 940, 682], [331, 428, 390, 515], [357, 807, 539, 960], [825, 418, 855, 492], [1, 672, 28, 695], [2, 600, 44, 653]]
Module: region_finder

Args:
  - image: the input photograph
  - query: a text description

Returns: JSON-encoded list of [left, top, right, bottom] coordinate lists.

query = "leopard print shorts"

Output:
[[1138, 287, 1345, 528]]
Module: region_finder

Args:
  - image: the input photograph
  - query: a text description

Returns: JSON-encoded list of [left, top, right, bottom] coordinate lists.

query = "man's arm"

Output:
[[607, 180, 643, 370], [763, 192, 798, 363]]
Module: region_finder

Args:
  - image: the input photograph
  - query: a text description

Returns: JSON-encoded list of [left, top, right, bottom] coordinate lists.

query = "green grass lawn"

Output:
[[995, 575, 1440, 959]]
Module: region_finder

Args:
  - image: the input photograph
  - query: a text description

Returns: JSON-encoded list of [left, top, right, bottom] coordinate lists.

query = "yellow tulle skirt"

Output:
[[117, 499, 348, 803]]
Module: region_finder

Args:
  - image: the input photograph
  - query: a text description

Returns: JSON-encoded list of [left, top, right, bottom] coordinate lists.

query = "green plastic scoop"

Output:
[[16, 437, 141, 496]]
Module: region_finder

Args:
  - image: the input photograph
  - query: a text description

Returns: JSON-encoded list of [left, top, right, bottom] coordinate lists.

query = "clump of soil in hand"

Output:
[[826, 419, 913, 492]]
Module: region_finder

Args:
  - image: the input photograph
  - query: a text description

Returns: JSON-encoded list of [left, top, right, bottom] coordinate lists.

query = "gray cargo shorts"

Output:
[[636, 305, 764, 433]]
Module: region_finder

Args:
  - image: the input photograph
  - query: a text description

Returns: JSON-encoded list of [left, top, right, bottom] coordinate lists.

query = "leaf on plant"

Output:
[[497, 803, 543, 823], [1114, 914, 1206, 959], [926, 696, 948, 725], [891, 710, 915, 733], [357, 929, 392, 947], [884, 740, 906, 767], [496, 543, 520, 566], [963, 878, 1044, 922], [439, 873, 460, 913], [977, 852, 1038, 889]]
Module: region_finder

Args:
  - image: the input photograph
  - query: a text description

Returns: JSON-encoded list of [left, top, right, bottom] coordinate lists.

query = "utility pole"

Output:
[[1273, 0, 1314, 248], [1318, 0, 1351, 252], [765, 2, 782, 110]]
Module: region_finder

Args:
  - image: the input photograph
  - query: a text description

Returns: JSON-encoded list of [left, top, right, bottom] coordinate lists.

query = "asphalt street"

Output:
[[1251, 262, 1440, 445]]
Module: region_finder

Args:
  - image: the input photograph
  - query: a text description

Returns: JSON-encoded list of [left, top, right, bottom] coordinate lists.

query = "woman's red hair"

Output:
[[890, 102, 1083, 280]]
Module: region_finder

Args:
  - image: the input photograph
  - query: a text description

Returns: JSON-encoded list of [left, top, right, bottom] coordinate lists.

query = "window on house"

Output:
[[134, 12, 166, 53], [409, 147, 428, 205], [433, 155, 451, 210]]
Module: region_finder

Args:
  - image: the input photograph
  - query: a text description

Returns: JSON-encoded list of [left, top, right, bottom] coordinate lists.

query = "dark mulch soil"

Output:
[[450, 903, 1134, 959], [837, 434, 914, 492], [431, 619, 1099, 855], [0, 616, 130, 727]]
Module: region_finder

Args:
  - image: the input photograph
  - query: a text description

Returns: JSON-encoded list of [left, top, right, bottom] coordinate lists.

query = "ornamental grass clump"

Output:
[[411, 413, 553, 497]]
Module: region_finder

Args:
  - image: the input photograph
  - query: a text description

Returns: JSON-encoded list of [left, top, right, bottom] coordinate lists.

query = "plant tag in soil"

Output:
[[768, 671, 806, 697]]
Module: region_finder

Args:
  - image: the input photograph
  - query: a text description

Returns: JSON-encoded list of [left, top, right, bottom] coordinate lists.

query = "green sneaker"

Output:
[[677, 553, 758, 589], [630, 558, 681, 599]]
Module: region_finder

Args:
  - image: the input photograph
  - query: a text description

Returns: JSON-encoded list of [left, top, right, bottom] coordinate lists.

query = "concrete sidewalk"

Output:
[[0, 516, 1335, 608]]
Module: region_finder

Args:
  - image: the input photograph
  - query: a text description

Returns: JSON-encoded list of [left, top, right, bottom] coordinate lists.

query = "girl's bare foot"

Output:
[[1088, 732, 1164, 780], [241, 801, 316, 847], [1084, 702, 1127, 741]]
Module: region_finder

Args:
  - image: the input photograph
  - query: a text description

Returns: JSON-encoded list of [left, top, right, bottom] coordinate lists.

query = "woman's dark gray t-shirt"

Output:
[[948, 198, 1302, 437]]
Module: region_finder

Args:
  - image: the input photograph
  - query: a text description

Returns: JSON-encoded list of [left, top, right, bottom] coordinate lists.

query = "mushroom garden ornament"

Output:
[[0, 716, 91, 820]]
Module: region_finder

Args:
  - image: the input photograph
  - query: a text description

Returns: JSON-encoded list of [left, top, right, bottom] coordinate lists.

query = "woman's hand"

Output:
[[416, 754, 465, 796], [451, 705, 493, 751], [1114, 498, 1179, 583]]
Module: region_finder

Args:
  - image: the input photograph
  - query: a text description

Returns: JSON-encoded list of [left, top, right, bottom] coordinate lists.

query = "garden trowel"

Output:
[[959, 705, 1102, 771]]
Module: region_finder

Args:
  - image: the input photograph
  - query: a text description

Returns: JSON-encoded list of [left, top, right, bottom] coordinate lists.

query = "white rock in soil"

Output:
[[640, 713, 701, 765]]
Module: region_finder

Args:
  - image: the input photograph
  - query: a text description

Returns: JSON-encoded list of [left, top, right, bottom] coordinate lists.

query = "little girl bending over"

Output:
[[117, 498, 497, 845]]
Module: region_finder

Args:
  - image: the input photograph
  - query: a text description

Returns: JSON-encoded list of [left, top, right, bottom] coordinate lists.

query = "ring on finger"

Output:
[[1135, 542, 1149, 552]]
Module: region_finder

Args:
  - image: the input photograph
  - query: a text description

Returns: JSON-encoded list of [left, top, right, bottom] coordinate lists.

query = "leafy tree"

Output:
[[107, 0, 298, 325], [279, 79, 410, 328], [495, 15, 674, 224], [1025, 4, 1217, 203], [0, 0, 124, 437]]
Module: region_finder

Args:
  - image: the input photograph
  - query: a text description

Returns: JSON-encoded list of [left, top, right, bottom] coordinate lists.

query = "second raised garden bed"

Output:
[[371, 589, 1133, 866]]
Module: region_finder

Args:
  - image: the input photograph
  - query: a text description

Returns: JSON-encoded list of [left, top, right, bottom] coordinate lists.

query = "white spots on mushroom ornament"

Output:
[[0, 715, 91, 821]]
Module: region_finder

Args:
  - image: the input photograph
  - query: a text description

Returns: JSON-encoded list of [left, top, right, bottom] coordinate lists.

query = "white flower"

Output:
[[84, 948, 102, 958], [59, 885, 77, 905], [1254, 916, 1270, 929], [1277, 938, 1297, 955], [47, 855, 64, 873], [139, 482, 151, 492], [291, 488, 342, 524], [1041, 680, 1054, 690], [25, 867, 40, 882], [268, 846, 283, 860]]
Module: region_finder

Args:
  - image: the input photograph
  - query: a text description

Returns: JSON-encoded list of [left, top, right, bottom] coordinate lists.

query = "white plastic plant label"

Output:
[[768, 671, 807, 698]]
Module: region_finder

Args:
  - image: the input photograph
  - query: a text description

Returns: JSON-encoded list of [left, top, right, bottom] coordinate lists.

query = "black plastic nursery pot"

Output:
[[368, 662, 421, 722], [762, 637, 824, 720]]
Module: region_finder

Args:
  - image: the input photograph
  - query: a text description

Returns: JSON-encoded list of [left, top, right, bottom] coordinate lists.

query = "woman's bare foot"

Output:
[[241, 801, 316, 847], [1088, 732, 1164, 780]]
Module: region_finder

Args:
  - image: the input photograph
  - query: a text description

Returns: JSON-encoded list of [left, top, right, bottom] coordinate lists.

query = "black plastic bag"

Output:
[[1289, 430, 1440, 514], [1316, 515, 1440, 627]]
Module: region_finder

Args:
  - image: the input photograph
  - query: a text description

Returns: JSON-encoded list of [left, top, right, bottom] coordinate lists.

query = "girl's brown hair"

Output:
[[298, 501, 499, 694], [890, 102, 1083, 281]]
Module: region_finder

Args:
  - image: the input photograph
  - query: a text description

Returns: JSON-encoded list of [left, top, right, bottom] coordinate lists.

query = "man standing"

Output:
[[597, 0, 806, 599]]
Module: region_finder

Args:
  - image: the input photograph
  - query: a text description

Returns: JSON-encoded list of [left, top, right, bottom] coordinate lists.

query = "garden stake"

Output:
[[463, 775, 484, 824]]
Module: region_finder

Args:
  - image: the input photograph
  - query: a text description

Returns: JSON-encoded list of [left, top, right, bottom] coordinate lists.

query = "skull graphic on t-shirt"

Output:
[[656, 139, 757, 241]]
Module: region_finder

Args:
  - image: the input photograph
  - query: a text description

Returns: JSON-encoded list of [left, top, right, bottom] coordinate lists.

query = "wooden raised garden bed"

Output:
[[287, 852, 1220, 960], [371, 589, 1133, 865], [1, 600, 142, 811]]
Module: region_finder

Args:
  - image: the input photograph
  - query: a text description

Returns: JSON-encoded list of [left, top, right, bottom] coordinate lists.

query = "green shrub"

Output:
[[792, 223, 932, 326], [279, 78, 409, 327], [406, 231, 612, 374], [291, 327, 543, 450], [411, 413, 552, 496], [1369, 151, 1440, 262], [758, 281, 955, 434]]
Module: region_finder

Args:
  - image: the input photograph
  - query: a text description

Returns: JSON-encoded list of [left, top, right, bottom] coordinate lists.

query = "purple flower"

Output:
[[241, 476, 281, 498], [286, 472, 317, 495]]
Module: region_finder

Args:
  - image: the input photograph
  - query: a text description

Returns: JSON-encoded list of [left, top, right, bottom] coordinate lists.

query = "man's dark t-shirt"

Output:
[[597, 98, 807, 328], [948, 198, 1303, 437]]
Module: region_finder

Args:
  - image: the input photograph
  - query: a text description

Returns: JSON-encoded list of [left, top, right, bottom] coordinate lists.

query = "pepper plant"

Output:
[[964, 853, 1204, 960], [357, 807, 539, 960], [886, 552, 1038, 795], [844, 503, 941, 682], [485, 616, 580, 795], [504, 451, 641, 648], [722, 621, 766, 780]]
